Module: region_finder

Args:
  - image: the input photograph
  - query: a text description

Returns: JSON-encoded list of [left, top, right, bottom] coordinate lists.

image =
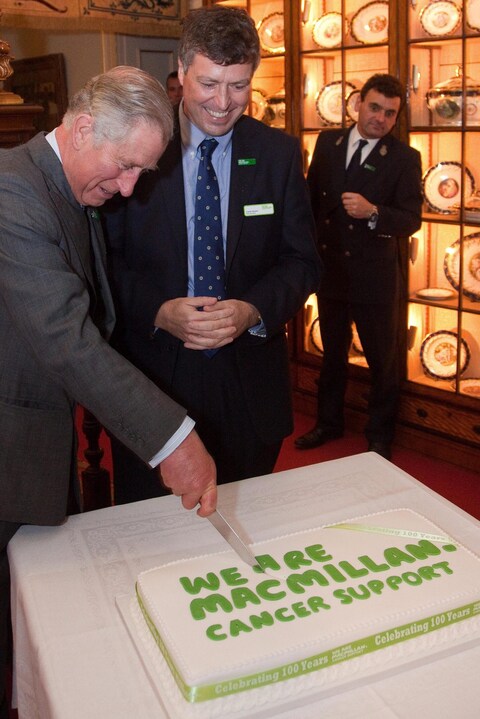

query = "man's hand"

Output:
[[341, 192, 375, 219], [154, 296, 260, 351], [159, 430, 217, 516]]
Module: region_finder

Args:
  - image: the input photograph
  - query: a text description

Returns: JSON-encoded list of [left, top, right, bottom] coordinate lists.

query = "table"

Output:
[[8, 453, 480, 718]]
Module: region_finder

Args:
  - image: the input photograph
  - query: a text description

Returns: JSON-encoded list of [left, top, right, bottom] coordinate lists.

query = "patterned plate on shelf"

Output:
[[415, 287, 455, 300], [467, 0, 480, 30], [456, 378, 480, 397], [309, 317, 323, 355], [258, 12, 285, 54], [444, 232, 480, 301], [251, 89, 268, 121], [316, 80, 357, 125], [312, 12, 345, 48], [420, 0, 462, 36], [350, 1, 389, 44], [420, 330, 470, 380], [422, 161, 476, 214], [346, 89, 361, 123]]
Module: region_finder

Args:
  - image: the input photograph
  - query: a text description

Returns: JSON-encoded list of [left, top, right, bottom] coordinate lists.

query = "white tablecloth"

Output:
[[8, 453, 480, 718]]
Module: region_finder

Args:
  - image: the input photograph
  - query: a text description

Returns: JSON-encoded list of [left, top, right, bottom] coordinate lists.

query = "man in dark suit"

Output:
[[295, 74, 422, 460], [103, 6, 321, 503], [0, 66, 217, 719]]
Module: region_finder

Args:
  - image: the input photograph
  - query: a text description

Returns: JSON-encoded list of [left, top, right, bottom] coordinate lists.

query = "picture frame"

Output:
[[5, 53, 68, 133]]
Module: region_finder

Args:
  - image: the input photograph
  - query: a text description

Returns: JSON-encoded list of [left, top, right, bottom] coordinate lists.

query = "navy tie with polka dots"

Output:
[[194, 138, 225, 357], [194, 138, 225, 301]]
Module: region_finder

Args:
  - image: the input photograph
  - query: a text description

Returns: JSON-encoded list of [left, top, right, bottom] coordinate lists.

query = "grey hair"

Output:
[[62, 65, 174, 145]]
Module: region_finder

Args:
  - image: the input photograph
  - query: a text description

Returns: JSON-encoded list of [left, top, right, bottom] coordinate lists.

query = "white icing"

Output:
[[131, 509, 480, 717]]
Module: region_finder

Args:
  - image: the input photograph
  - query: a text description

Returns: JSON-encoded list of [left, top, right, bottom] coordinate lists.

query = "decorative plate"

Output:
[[316, 80, 357, 125], [456, 378, 480, 397], [420, 0, 462, 36], [350, 2, 389, 44], [251, 89, 268, 121], [420, 330, 470, 380], [466, 0, 480, 30], [309, 317, 323, 354], [444, 232, 480, 301], [313, 12, 345, 48], [258, 13, 285, 54], [422, 161, 476, 214], [415, 287, 455, 300], [346, 89, 361, 123]]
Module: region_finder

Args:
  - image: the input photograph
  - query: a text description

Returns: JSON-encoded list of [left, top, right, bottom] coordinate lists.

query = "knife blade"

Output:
[[207, 509, 259, 569]]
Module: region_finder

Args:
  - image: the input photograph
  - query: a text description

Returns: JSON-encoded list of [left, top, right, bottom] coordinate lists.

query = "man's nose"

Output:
[[117, 170, 141, 197]]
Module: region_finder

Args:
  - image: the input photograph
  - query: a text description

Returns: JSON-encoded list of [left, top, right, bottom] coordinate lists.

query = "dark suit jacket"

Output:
[[0, 133, 188, 525], [307, 127, 422, 304], [103, 114, 321, 445]]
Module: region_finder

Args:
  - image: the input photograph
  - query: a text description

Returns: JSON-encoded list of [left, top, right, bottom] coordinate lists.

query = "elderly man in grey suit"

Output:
[[0, 66, 217, 718]]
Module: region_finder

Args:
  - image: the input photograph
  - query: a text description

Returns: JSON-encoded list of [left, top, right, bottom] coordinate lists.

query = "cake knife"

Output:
[[207, 509, 259, 569]]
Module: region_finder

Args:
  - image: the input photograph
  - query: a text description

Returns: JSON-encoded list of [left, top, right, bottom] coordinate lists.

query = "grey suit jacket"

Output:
[[0, 133, 187, 525]]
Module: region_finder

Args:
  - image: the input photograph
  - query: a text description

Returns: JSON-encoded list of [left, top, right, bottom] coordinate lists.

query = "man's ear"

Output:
[[178, 61, 185, 85], [72, 114, 94, 150]]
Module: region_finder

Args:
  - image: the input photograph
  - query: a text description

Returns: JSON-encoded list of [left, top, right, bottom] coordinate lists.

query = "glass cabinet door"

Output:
[[406, 0, 480, 400], [298, 0, 389, 363]]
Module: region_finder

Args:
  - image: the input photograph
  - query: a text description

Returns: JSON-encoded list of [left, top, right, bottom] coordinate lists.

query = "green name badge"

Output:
[[238, 158, 256, 166], [244, 203, 274, 217]]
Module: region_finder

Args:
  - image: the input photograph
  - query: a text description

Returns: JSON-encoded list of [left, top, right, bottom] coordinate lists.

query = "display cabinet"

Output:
[[205, 0, 480, 469]]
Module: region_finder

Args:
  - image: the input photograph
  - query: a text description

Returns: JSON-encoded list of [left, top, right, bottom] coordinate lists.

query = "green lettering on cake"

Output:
[[180, 573, 220, 595], [338, 561, 369, 579], [220, 567, 248, 586], [190, 593, 233, 620], [307, 595, 331, 612], [284, 549, 311, 570], [206, 624, 227, 641], [404, 540, 442, 560], [383, 547, 416, 567], [274, 606, 295, 622], [346, 584, 371, 600], [230, 619, 252, 637], [231, 587, 261, 609], [253, 554, 281, 573], [358, 555, 389, 572], [368, 580, 384, 595], [305, 544, 333, 563], [256, 579, 286, 601], [332, 588, 352, 604], [432, 560, 453, 575], [417, 566, 440, 581], [386, 575, 402, 590], [323, 564, 347, 582], [249, 611, 275, 630], [286, 569, 329, 594], [291, 601, 311, 618], [401, 571, 423, 586]]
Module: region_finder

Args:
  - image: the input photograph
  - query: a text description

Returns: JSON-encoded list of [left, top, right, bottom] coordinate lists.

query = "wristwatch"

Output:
[[367, 205, 379, 229]]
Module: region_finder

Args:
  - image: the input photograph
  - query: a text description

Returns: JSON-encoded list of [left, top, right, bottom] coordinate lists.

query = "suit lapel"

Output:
[[351, 133, 393, 193], [226, 119, 259, 271], [158, 135, 189, 279]]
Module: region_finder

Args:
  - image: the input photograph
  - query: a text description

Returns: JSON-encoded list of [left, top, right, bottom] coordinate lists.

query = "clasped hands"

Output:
[[155, 296, 259, 351], [341, 192, 375, 220]]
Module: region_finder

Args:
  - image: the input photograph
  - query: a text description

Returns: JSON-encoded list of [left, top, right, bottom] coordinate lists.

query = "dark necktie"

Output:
[[347, 138, 368, 177], [194, 138, 225, 301], [194, 138, 225, 357]]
